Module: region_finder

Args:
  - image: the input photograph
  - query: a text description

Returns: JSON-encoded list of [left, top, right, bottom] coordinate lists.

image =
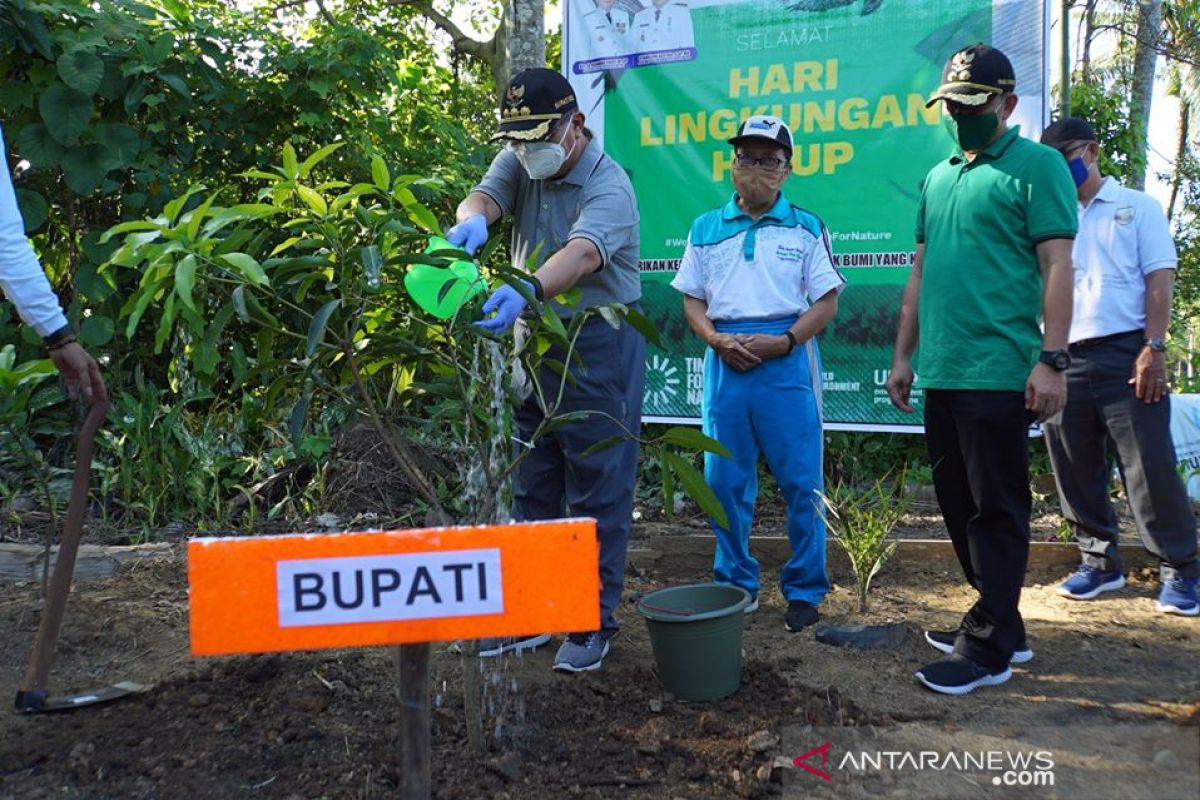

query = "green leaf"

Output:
[[158, 72, 190, 99], [79, 314, 115, 347], [622, 305, 664, 349], [93, 123, 140, 167], [370, 155, 389, 190], [163, 184, 206, 226], [99, 220, 161, 243], [305, 299, 341, 357], [219, 252, 269, 286], [360, 245, 382, 288], [281, 143, 299, 180], [663, 451, 728, 529], [154, 291, 177, 353], [14, 189, 48, 232], [232, 285, 250, 322], [15, 124, 64, 168], [124, 282, 161, 339], [660, 447, 676, 520], [56, 50, 105, 95], [295, 184, 327, 215], [175, 254, 198, 311], [185, 193, 217, 241], [38, 84, 93, 146], [580, 434, 627, 458], [61, 143, 114, 195], [299, 142, 344, 177], [663, 426, 733, 459], [404, 200, 438, 234]]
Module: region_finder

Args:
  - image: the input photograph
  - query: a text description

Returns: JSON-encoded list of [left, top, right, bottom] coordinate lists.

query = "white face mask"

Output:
[[509, 120, 576, 180]]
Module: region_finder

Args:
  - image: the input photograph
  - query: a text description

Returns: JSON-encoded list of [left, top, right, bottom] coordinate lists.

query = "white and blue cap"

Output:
[[729, 115, 793, 156]]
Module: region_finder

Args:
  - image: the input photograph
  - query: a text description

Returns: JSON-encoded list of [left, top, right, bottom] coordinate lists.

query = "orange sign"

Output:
[[187, 519, 599, 656]]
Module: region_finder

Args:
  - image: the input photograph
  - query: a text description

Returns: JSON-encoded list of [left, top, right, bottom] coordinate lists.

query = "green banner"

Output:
[[564, 0, 1048, 427]]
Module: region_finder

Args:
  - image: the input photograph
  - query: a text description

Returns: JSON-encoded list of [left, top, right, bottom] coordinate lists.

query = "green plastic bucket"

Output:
[[635, 583, 751, 701]]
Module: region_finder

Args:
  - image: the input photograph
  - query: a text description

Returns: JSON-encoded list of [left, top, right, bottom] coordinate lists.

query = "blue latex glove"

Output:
[[445, 213, 488, 256], [476, 282, 531, 334]]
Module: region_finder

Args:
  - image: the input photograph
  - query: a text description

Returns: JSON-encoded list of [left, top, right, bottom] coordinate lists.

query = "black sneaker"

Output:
[[915, 653, 1012, 696], [785, 601, 819, 632], [924, 629, 1033, 664]]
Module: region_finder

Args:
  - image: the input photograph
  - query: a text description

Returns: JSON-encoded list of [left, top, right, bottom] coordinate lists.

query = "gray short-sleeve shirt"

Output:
[[473, 136, 641, 315]]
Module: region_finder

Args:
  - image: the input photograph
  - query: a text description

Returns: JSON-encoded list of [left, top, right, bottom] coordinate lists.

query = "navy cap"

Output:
[[926, 43, 1016, 108], [492, 68, 578, 142]]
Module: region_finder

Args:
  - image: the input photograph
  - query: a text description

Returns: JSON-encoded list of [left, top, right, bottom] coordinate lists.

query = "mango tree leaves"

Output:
[[56, 50, 105, 95], [38, 84, 93, 146]]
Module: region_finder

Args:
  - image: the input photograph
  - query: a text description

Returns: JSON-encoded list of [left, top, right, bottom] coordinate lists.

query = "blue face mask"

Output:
[[1067, 156, 1089, 187]]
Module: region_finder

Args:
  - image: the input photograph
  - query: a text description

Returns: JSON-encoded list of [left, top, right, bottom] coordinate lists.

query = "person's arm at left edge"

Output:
[[1025, 237, 1073, 421], [0, 126, 107, 403]]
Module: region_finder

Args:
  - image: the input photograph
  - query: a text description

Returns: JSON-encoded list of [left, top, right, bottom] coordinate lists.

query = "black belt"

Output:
[[1070, 329, 1143, 349]]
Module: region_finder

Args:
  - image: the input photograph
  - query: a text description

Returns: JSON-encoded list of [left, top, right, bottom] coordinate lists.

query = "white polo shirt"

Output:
[[671, 193, 844, 321], [1070, 176, 1176, 343]]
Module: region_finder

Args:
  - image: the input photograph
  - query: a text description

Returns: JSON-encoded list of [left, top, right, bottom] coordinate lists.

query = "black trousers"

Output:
[[1044, 331, 1199, 580], [924, 389, 1035, 671]]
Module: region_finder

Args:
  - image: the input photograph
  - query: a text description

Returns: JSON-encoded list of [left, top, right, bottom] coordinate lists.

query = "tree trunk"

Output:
[[1129, 0, 1163, 190], [1167, 96, 1189, 221], [504, 0, 545, 77], [1080, 0, 1098, 81]]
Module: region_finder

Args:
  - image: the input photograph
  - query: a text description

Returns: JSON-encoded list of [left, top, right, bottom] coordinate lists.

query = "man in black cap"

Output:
[[886, 43, 1078, 694], [446, 67, 644, 672], [1039, 116, 1199, 616]]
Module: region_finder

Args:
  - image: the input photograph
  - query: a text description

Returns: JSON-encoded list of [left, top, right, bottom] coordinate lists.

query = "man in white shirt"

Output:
[[1040, 117, 1198, 616], [582, 0, 633, 59], [671, 115, 843, 632], [0, 124, 106, 404], [632, 0, 694, 52]]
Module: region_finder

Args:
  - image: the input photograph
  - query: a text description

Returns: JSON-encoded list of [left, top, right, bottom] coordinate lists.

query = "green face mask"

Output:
[[944, 111, 1000, 152]]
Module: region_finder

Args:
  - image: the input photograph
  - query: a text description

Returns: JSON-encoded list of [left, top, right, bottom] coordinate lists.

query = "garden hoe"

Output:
[[13, 401, 148, 713]]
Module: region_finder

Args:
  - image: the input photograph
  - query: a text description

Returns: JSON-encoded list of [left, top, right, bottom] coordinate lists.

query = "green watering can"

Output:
[[404, 236, 486, 319]]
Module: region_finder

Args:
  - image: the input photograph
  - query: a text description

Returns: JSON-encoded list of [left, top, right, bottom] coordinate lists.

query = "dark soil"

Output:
[[2, 547, 1197, 799]]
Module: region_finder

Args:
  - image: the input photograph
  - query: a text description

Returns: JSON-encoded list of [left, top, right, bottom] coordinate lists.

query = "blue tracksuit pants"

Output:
[[702, 317, 829, 605]]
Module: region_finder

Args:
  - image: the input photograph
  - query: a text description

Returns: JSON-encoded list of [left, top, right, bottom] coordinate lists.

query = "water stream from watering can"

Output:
[[452, 337, 530, 746]]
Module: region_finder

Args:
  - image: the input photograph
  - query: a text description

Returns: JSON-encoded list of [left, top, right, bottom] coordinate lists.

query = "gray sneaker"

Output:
[[477, 634, 551, 657], [552, 632, 610, 673]]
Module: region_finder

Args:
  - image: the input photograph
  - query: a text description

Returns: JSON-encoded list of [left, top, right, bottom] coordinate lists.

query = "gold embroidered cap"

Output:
[[926, 43, 1016, 108], [491, 68, 578, 142]]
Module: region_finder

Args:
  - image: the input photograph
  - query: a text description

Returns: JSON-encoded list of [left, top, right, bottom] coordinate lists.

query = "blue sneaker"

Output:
[[1057, 565, 1125, 600], [1156, 577, 1199, 616], [552, 632, 610, 673]]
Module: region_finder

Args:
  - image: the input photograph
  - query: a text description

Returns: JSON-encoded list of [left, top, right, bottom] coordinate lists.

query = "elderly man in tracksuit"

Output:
[[672, 115, 844, 633]]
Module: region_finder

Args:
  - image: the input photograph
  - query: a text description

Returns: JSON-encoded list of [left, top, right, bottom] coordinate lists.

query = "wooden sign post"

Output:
[[188, 519, 599, 798]]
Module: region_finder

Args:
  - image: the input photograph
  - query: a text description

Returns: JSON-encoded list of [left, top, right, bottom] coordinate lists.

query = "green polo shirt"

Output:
[[915, 125, 1077, 391]]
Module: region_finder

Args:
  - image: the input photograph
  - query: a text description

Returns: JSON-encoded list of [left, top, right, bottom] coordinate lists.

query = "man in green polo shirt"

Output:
[[886, 43, 1077, 695]]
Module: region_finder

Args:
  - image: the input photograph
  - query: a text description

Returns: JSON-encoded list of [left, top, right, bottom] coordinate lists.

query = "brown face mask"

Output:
[[732, 165, 787, 209]]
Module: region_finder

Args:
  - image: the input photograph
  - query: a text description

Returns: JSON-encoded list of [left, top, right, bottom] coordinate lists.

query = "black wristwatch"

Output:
[[1144, 337, 1167, 352], [1039, 349, 1071, 371]]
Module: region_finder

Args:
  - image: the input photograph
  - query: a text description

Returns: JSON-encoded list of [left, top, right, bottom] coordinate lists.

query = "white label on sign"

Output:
[[276, 549, 504, 627]]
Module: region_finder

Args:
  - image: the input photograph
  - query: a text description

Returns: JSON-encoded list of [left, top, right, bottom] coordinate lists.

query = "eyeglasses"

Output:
[[734, 153, 789, 171]]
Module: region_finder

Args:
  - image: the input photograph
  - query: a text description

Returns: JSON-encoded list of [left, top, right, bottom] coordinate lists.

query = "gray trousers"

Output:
[[514, 312, 646, 633], [1044, 331, 1199, 579]]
